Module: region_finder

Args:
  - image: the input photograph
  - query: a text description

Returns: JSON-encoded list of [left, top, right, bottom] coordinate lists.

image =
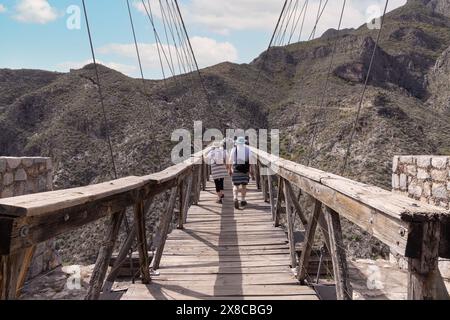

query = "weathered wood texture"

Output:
[[120, 179, 317, 300]]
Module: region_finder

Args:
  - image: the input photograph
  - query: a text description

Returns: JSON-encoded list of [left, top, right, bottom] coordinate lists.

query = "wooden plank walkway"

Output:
[[122, 177, 318, 300]]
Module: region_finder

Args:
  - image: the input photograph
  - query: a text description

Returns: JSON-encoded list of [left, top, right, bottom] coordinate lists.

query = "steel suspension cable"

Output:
[[288, 0, 308, 44], [81, 0, 118, 180], [341, 0, 389, 175], [297, 0, 309, 42], [158, 0, 177, 76], [279, 0, 300, 45], [274, 0, 293, 46], [173, 0, 213, 110], [306, 0, 347, 166]]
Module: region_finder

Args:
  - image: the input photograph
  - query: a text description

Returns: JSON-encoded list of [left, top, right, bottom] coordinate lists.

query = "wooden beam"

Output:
[[85, 210, 125, 300], [134, 200, 151, 284], [153, 187, 178, 270], [324, 207, 352, 300], [283, 179, 297, 268], [103, 225, 136, 292], [182, 173, 193, 224], [284, 180, 308, 227], [267, 174, 276, 222], [255, 164, 261, 191], [0, 248, 31, 300], [274, 177, 284, 227], [15, 245, 35, 298], [1, 180, 175, 256], [298, 199, 322, 283], [407, 220, 450, 300], [177, 179, 185, 230]]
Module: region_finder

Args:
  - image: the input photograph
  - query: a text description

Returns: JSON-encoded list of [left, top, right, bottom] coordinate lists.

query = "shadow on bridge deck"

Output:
[[119, 178, 318, 300]]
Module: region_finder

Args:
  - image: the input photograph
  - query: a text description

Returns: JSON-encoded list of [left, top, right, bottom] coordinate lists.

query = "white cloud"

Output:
[[13, 0, 58, 24], [134, 0, 407, 37], [57, 59, 138, 76], [98, 37, 238, 72], [0, 4, 7, 13]]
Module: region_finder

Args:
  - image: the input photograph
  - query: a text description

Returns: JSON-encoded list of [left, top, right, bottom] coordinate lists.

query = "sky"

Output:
[[0, 0, 407, 79]]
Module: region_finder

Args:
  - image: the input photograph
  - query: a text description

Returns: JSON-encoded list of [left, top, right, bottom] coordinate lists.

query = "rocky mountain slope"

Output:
[[1, 0, 450, 262]]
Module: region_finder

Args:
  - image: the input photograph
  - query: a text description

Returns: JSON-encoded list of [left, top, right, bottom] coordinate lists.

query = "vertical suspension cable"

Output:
[[288, 0, 308, 44], [173, 0, 213, 110], [297, 0, 309, 42], [306, 0, 347, 166], [341, 0, 389, 175], [81, 0, 118, 180]]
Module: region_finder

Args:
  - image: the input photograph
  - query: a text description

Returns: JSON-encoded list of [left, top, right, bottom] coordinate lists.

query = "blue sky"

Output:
[[0, 0, 407, 79]]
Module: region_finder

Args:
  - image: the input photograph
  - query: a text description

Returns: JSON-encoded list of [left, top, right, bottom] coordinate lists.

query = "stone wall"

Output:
[[392, 155, 450, 209], [0, 157, 61, 279], [391, 155, 450, 280]]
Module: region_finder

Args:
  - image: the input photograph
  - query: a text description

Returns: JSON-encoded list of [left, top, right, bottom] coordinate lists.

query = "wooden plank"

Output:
[[268, 174, 276, 222], [251, 148, 449, 257], [285, 180, 308, 227], [182, 174, 193, 223], [298, 199, 322, 283], [324, 207, 352, 300], [407, 220, 450, 300], [134, 200, 151, 284], [274, 176, 284, 227], [85, 209, 125, 300], [153, 187, 178, 270], [283, 179, 297, 268]]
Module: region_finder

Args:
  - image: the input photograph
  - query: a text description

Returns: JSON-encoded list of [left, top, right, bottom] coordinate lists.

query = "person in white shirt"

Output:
[[206, 142, 228, 204], [227, 137, 254, 209]]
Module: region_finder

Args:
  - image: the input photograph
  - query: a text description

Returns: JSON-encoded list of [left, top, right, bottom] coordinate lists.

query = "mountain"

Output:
[[1, 0, 450, 261]]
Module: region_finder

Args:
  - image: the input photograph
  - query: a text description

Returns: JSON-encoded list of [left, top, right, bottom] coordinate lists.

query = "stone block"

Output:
[[6, 158, 21, 170], [399, 156, 413, 164], [416, 156, 431, 168], [431, 169, 447, 182], [432, 157, 448, 169], [424, 181, 432, 197], [22, 158, 34, 167], [3, 172, 14, 186], [392, 156, 399, 173], [406, 165, 417, 176], [432, 183, 448, 200], [1, 187, 13, 198], [417, 168, 430, 180], [14, 181, 25, 195], [400, 174, 407, 191], [447, 182, 450, 191], [46, 158, 53, 170], [37, 176, 48, 192], [392, 174, 400, 190], [26, 180, 37, 193], [14, 168, 27, 181], [0, 159, 6, 172]]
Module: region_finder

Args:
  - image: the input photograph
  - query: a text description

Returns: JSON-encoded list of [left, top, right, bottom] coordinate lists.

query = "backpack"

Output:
[[233, 147, 250, 173]]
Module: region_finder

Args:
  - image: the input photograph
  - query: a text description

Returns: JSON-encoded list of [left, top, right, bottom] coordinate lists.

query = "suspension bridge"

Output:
[[0, 0, 450, 300]]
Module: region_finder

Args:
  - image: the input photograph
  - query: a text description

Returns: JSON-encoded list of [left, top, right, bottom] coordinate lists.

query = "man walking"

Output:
[[228, 136, 254, 209]]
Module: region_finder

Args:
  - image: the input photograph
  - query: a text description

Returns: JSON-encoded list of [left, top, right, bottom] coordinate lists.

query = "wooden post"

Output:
[[177, 179, 185, 230], [284, 180, 308, 227], [0, 247, 34, 300], [283, 179, 297, 268], [153, 187, 178, 270], [407, 220, 449, 300], [274, 176, 284, 227], [103, 225, 137, 292], [134, 200, 151, 284], [255, 164, 261, 191], [267, 174, 276, 221], [202, 163, 207, 191], [85, 209, 125, 300], [324, 207, 352, 300], [298, 199, 322, 283], [182, 173, 193, 224], [192, 165, 202, 205]]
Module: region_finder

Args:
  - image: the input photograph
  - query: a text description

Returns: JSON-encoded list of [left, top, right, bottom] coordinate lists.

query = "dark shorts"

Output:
[[214, 178, 224, 192], [232, 171, 249, 186]]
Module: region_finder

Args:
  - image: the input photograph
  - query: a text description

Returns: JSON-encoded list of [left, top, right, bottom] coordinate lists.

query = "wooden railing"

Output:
[[0, 149, 210, 300], [0, 147, 449, 300], [251, 147, 450, 300]]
